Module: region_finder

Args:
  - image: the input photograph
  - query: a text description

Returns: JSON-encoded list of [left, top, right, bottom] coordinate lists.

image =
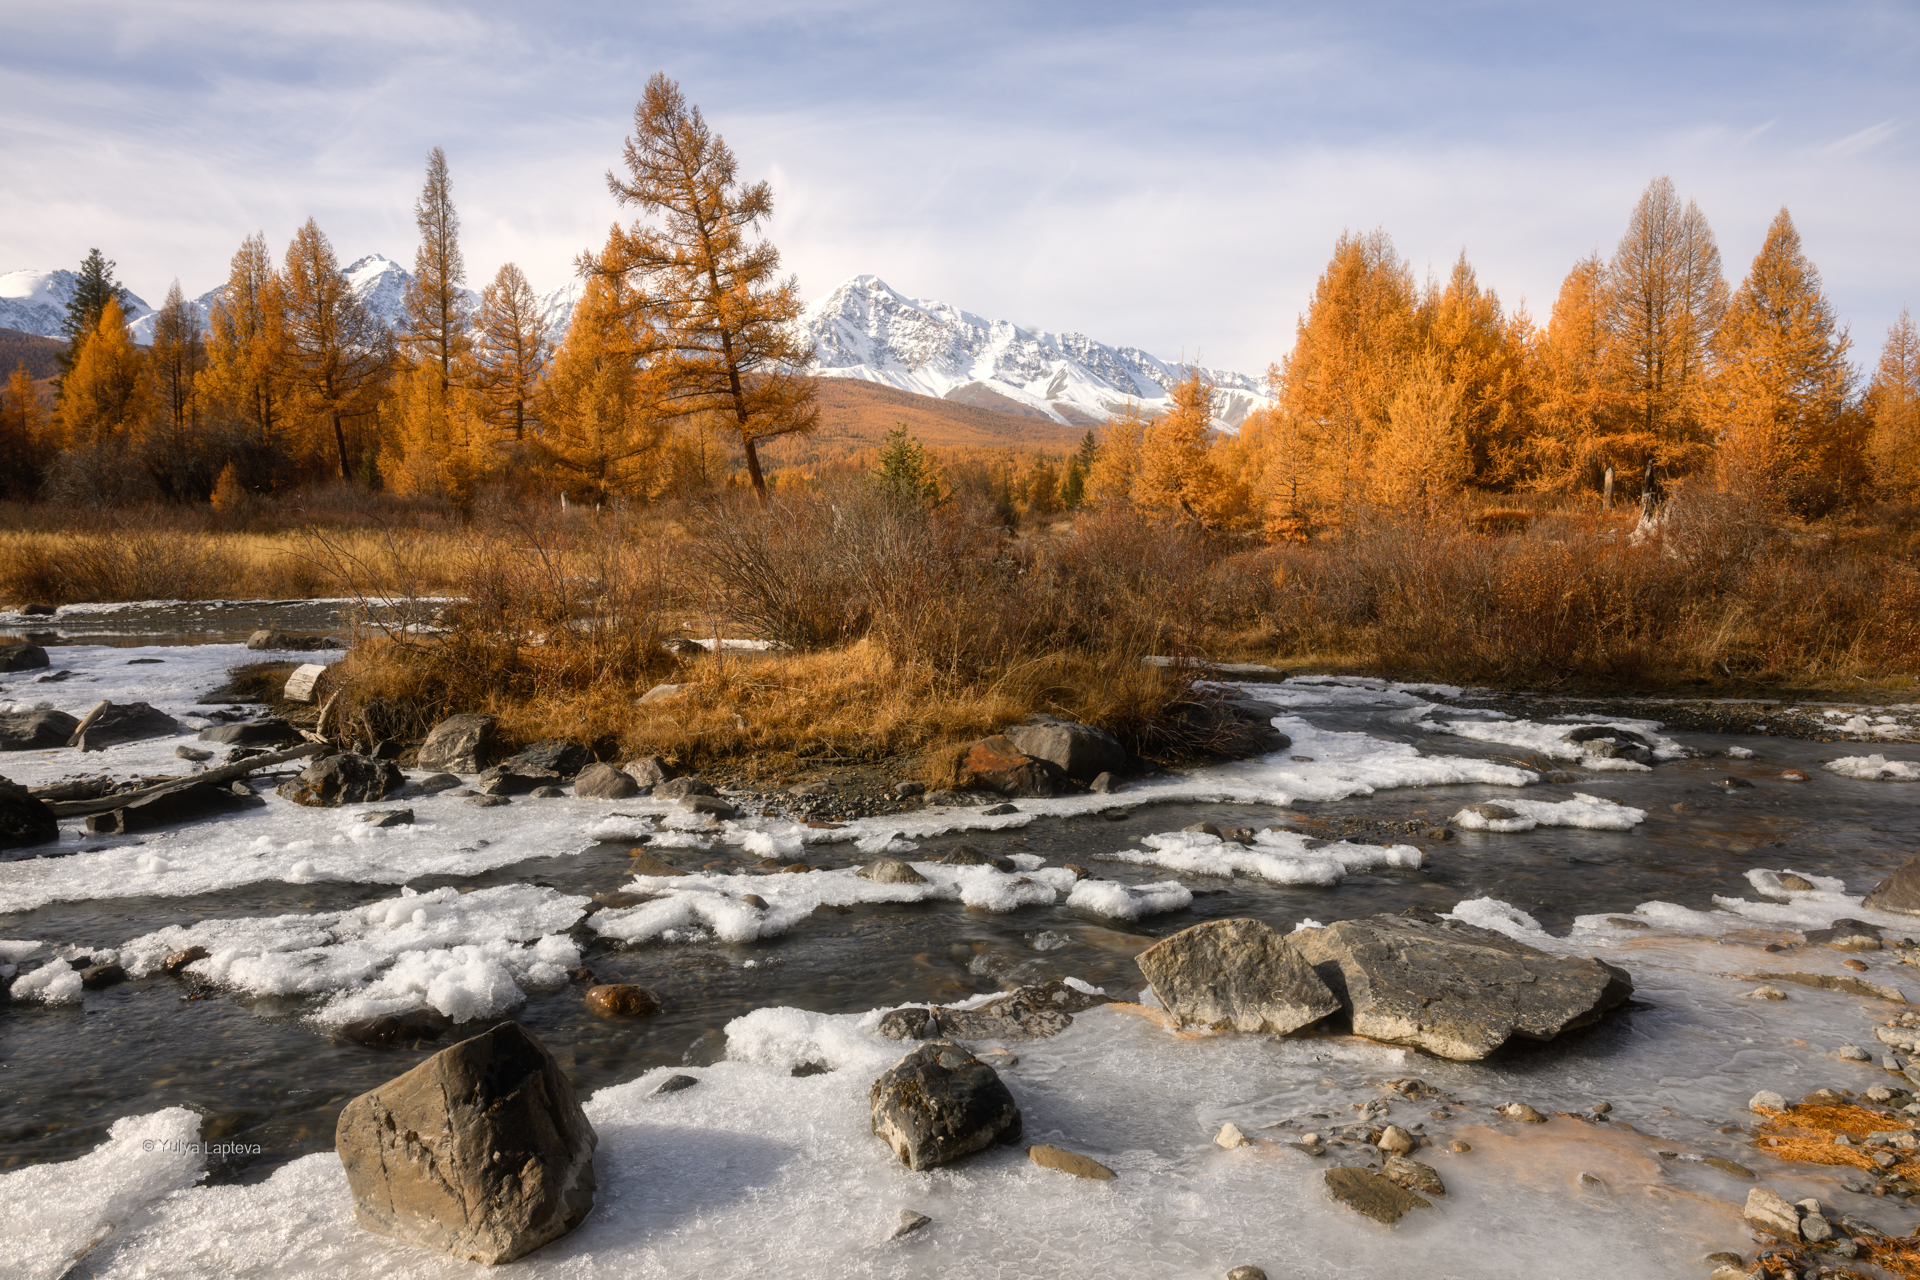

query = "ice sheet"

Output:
[[1093, 826, 1423, 887], [1424, 712, 1685, 769], [1450, 793, 1647, 833], [1824, 754, 1920, 781]]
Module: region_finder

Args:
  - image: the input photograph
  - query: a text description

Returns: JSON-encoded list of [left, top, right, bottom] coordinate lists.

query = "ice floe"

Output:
[[1450, 793, 1647, 833], [1092, 826, 1422, 887], [1824, 754, 1920, 781]]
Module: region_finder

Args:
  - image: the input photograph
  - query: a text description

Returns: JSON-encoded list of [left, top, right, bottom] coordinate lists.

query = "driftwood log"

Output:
[[42, 741, 326, 818]]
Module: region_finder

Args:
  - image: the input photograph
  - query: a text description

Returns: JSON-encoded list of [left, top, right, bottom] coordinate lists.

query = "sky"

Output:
[[3, 0, 1916, 374]]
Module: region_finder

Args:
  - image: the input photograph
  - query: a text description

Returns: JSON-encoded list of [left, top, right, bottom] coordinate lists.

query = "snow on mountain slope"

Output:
[[1, 269, 151, 340], [799, 275, 1271, 430]]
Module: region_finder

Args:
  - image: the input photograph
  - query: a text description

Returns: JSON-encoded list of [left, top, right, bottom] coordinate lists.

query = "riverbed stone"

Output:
[[501, 740, 590, 778], [247, 630, 336, 651], [876, 981, 1110, 1042], [1288, 913, 1634, 1061], [1865, 858, 1920, 917], [1029, 1144, 1115, 1180], [278, 753, 405, 806], [892, 1209, 932, 1238], [959, 735, 1069, 798], [939, 844, 1015, 871], [584, 984, 660, 1018], [857, 857, 927, 885], [0, 708, 79, 751], [417, 714, 497, 774], [477, 763, 559, 796], [1381, 1155, 1446, 1196], [1324, 1166, 1431, 1223], [336, 1021, 597, 1264], [1002, 715, 1127, 783], [0, 642, 50, 672], [72, 701, 180, 751], [620, 756, 673, 787], [573, 763, 638, 800], [870, 1040, 1022, 1171], [652, 776, 716, 800], [1135, 917, 1341, 1036], [198, 718, 301, 748], [1743, 1185, 1802, 1240]]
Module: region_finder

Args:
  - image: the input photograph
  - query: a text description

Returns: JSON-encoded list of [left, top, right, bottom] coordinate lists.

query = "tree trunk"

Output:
[[332, 409, 352, 483], [742, 434, 767, 500]]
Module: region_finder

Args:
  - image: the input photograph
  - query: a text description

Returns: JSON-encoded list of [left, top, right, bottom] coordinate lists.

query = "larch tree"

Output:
[[1134, 370, 1222, 525], [392, 147, 476, 496], [1528, 253, 1627, 496], [58, 298, 151, 451], [591, 73, 817, 499], [537, 272, 666, 502], [1421, 252, 1529, 488], [203, 232, 288, 458], [281, 219, 392, 483], [146, 280, 210, 498], [1866, 308, 1920, 499], [1708, 208, 1861, 515], [1368, 352, 1470, 514], [1605, 176, 1727, 476], [473, 262, 548, 446], [0, 362, 53, 498], [57, 248, 134, 383], [1083, 403, 1147, 509]]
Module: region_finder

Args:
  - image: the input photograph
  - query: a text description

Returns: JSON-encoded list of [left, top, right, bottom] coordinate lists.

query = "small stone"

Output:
[[1716, 776, 1754, 790], [358, 809, 414, 828], [1707, 1269, 1748, 1280], [1744, 985, 1788, 1000], [1750, 1090, 1787, 1113], [1216, 1122, 1250, 1149], [870, 1041, 1021, 1171], [679, 794, 739, 819], [174, 745, 213, 762], [857, 858, 927, 884], [1839, 1044, 1873, 1061], [892, 1209, 931, 1239], [529, 785, 567, 799], [781, 863, 810, 874], [1743, 1185, 1803, 1240], [1323, 1166, 1430, 1223], [626, 851, 685, 877], [467, 793, 510, 807], [413, 773, 462, 794], [1089, 772, 1120, 794], [1703, 1157, 1756, 1179], [892, 781, 925, 798], [740, 894, 768, 909], [1382, 1154, 1445, 1196], [1801, 1213, 1833, 1243], [1376, 1124, 1415, 1154], [1501, 1102, 1547, 1123], [161, 945, 209, 974], [1778, 872, 1816, 890], [1780, 769, 1810, 781], [584, 984, 660, 1018], [1029, 1144, 1115, 1180], [1449, 1140, 1471, 1153], [1846, 958, 1872, 971], [1577, 1171, 1607, 1191], [1226, 1268, 1267, 1280], [979, 803, 1018, 816], [80, 962, 125, 989], [652, 1074, 699, 1095], [1591, 1101, 1612, 1114], [573, 763, 639, 800], [1183, 821, 1223, 837]]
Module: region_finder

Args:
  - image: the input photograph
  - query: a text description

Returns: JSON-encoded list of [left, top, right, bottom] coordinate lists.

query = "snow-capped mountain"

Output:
[[799, 275, 1270, 430], [1, 269, 152, 340]]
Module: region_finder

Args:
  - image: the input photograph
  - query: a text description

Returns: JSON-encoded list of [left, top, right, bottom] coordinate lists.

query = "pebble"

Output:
[[585, 984, 661, 1018], [1837, 1044, 1872, 1061], [1376, 1125, 1415, 1154], [740, 894, 768, 909], [1778, 872, 1816, 890], [1577, 1171, 1608, 1191], [1845, 959, 1872, 971], [174, 745, 213, 761], [161, 945, 209, 974], [1744, 986, 1788, 1000], [1750, 1091, 1787, 1112], [1449, 1140, 1472, 1153], [1590, 1101, 1612, 1114], [1500, 1103, 1547, 1123], [466, 793, 509, 807], [1781, 769, 1810, 781], [892, 1209, 931, 1239], [979, 803, 1018, 816], [1226, 1268, 1267, 1280], [1029, 1144, 1115, 1180], [652, 1074, 699, 1095], [529, 785, 567, 799], [1216, 1122, 1251, 1149]]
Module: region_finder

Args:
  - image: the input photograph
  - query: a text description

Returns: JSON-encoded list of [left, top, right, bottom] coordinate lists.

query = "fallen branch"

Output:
[[46, 741, 327, 817]]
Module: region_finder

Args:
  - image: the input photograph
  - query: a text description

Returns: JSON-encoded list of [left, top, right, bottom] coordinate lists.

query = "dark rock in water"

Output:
[[1382, 1155, 1447, 1196], [477, 764, 560, 796], [278, 754, 404, 807], [336, 1008, 451, 1048], [573, 763, 639, 800], [939, 844, 1015, 871], [1462, 803, 1520, 821], [679, 794, 739, 819], [175, 745, 213, 762], [1003, 715, 1127, 783], [1716, 776, 1754, 790], [0, 708, 80, 751], [336, 1021, 597, 1264], [1136, 918, 1341, 1036], [1325, 1166, 1431, 1223], [19, 603, 56, 617], [1775, 872, 1816, 891], [417, 714, 497, 774], [162, 945, 210, 974], [358, 809, 415, 828], [80, 962, 125, 989], [584, 984, 660, 1018], [653, 1074, 699, 1095], [529, 785, 567, 799], [0, 642, 50, 672], [1865, 858, 1920, 917], [246, 629, 337, 651], [198, 718, 301, 748], [857, 857, 926, 884], [979, 803, 1018, 816], [411, 773, 462, 795], [1805, 919, 1883, 950], [1563, 725, 1653, 748], [73, 702, 180, 751], [502, 739, 591, 778], [876, 981, 1110, 1042], [468, 794, 510, 807], [86, 781, 265, 834], [625, 852, 684, 878], [959, 735, 1069, 797], [1029, 1144, 1115, 1180], [871, 1040, 1021, 1171], [652, 775, 715, 800], [1540, 770, 1580, 784], [621, 756, 674, 788], [35, 670, 74, 683], [1289, 914, 1633, 1060]]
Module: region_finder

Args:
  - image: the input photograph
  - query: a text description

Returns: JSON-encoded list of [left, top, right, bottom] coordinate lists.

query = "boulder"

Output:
[[939, 844, 1015, 871], [959, 735, 1069, 798], [86, 781, 264, 833], [477, 764, 560, 796], [1003, 715, 1127, 783], [417, 714, 497, 774], [411, 773, 462, 795], [0, 775, 59, 849], [336, 1021, 597, 1264], [621, 756, 674, 788], [1865, 857, 1920, 917], [336, 1009, 450, 1048], [0, 642, 50, 672], [1381, 1155, 1446, 1197], [857, 858, 927, 884], [1743, 1185, 1802, 1240], [573, 763, 639, 800], [501, 740, 591, 778], [870, 1041, 1022, 1171], [283, 663, 328, 703], [1805, 919, 1883, 950], [1165, 698, 1292, 758], [584, 984, 660, 1018], [72, 702, 180, 751], [1324, 1166, 1430, 1224], [876, 981, 1110, 1042], [1289, 914, 1634, 1060], [1135, 918, 1341, 1036], [679, 794, 739, 819], [246, 630, 337, 651], [652, 775, 715, 800], [0, 708, 80, 751], [198, 718, 301, 748], [278, 753, 405, 807]]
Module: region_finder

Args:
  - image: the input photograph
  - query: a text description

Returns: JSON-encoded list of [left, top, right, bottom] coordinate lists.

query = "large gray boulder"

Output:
[[0, 708, 79, 751], [278, 753, 404, 806], [85, 781, 264, 834], [652, 775, 715, 800], [1289, 913, 1633, 1060], [573, 763, 639, 799], [72, 702, 180, 751], [336, 1021, 597, 1264], [476, 763, 560, 796], [0, 775, 58, 849], [198, 718, 301, 748], [1003, 716, 1126, 783], [870, 1040, 1022, 1171], [500, 740, 590, 778], [620, 756, 674, 788], [1136, 918, 1341, 1035], [417, 714, 496, 774], [959, 735, 1069, 797], [1864, 858, 1920, 916], [0, 642, 50, 673]]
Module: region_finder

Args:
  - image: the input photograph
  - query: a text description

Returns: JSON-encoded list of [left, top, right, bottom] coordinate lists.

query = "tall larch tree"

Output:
[[1083, 404, 1147, 509], [58, 298, 151, 452], [1605, 176, 1727, 476], [1708, 208, 1861, 516], [392, 147, 476, 497], [1274, 230, 1420, 510], [203, 232, 288, 462], [1528, 253, 1627, 496], [146, 281, 210, 498], [281, 219, 392, 483], [473, 262, 548, 447], [591, 73, 817, 499], [1368, 352, 1471, 514], [1134, 370, 1223, 525], [0, 362, 54, 497], [1866, 308, 1920, 499], [1419, 253, 1530, 488], [537, 272, 667, 502], [57, 248, 134, 384]]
